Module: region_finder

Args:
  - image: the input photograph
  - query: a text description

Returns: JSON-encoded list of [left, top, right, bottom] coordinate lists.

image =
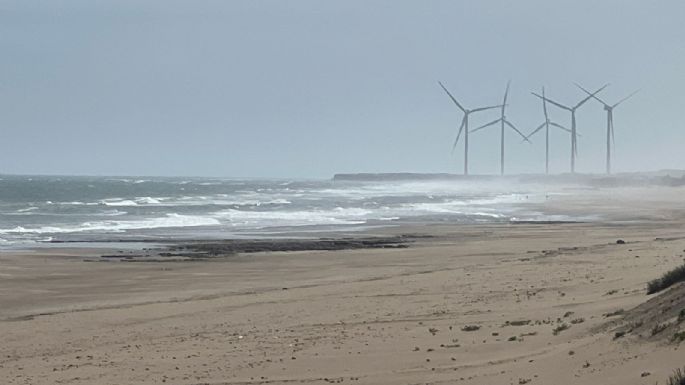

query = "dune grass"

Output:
[[651, 322, 670, 336], [647, 263, 685, 294], [672, 331, 685, 343], [665, 367, 685, 385]]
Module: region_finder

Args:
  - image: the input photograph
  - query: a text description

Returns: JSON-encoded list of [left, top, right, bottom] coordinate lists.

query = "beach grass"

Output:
[[665, 367, 685, 385], [647, 263, 685, 294]]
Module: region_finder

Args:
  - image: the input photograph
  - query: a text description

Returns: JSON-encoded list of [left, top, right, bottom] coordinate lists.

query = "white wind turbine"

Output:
[[575, 83, 639, 174], [531, 84, 608, 173], [438, 81, 502, 175], [470, 81, 531, 175], [525, 87, 573, 174]]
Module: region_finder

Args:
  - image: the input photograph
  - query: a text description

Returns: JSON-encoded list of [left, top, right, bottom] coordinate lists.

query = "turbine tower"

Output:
[[531, 84, 608, 173], [438, 81, 501, 175], [470, 81, 531, 175], [525, 87, 573, 174], [575, 83, 639, 175]]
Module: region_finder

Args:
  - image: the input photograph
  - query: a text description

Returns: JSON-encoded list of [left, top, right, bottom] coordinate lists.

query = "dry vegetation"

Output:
[[647, 263, 685, 294], [664, 367, 685, 385]]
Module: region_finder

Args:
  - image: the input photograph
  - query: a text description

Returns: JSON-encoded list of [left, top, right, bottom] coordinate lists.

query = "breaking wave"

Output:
[[0, 213, 220, 235], [213, 207, 372, 227]]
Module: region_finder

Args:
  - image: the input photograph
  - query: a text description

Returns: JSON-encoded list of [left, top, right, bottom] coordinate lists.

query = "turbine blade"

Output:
[[542, 87, 549, 119], [452, 116, 466, 152], [526, 122, 546, 140], [550, 121, 572, 134], [574, 82, 609, 106], [502, 80, 511, 113], [505, 119, 531, 143], [471, 105, 502, 113], [574, 83, 609, 109], [613, 89, 640, 108], [438, 81, 466, 113], [470, 118, 501, 134], [531, 92, 571, 111]]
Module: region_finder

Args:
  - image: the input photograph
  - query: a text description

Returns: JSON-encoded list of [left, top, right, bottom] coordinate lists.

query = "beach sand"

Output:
[[1, 186, 685, 384]]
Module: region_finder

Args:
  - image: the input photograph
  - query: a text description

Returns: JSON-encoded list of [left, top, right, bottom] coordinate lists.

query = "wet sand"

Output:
[[2, 186, 685, 384]]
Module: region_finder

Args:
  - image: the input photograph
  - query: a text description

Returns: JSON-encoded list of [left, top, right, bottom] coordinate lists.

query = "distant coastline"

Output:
[[332, 170, 685, 186]]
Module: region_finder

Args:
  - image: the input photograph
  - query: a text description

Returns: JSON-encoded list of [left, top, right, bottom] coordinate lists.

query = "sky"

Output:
[[1, 0, 684, 178]]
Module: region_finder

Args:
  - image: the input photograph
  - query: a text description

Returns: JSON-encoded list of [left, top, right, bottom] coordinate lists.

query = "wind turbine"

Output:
[[531, 84, 608, 173], [525, 87, 573, 174], [575, 83, 639, 175], [470, 81, 531, 175], [438, 81, 501, 175]]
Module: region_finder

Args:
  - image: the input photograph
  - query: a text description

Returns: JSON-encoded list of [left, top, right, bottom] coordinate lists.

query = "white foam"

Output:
[[377, 217, 400, 221], [144, 195, 292, 207], [0, 213, 220, 235], [136, 197, 162, 204], [61, 201, 98, 206], [106, 178, 149, 184], [95, 195, 295, 208], [213, 207, 371, 227], [99, 197, 164, 206], [399, 201, 507, 217], [100, 199, 138, 206], [101, 209, 128, 216], [220, 198, 291, 206]]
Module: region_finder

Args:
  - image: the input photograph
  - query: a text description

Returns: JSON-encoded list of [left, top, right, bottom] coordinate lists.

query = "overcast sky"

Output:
[[1, 1, 683, 178]]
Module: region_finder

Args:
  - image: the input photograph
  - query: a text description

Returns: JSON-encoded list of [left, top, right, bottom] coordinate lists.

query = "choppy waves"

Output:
[[0, 213, 220, 235], [0, 176, 559, 246]]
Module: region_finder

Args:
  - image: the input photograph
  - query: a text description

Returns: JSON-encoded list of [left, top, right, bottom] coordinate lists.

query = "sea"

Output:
[[0, 175, 572, 249]]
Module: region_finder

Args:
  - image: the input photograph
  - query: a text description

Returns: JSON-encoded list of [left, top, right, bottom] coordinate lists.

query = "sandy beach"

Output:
[[2, 186, 685, 384]]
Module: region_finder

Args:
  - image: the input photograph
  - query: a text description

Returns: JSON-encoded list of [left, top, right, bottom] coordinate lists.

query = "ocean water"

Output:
[[0, 175, 560, 248]]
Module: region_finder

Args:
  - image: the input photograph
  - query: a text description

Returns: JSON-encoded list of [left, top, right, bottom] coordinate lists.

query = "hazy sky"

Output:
[[1, 1, 684, 178]]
